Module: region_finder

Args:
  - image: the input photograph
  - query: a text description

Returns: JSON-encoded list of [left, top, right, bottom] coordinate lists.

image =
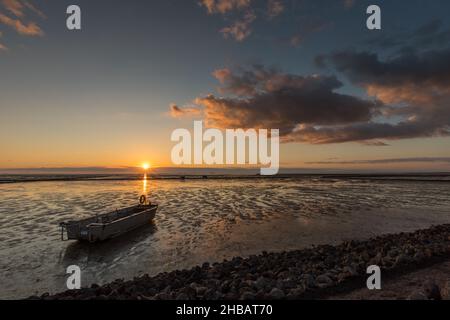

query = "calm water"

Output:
[[1, 176, 450, 299]]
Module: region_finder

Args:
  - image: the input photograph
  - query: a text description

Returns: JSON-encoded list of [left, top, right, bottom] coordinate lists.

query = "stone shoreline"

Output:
[[33, 224, 450, 300]]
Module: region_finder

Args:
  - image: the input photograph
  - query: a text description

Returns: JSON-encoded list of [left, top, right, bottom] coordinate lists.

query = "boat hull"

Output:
[[61, 204, 157, 242]]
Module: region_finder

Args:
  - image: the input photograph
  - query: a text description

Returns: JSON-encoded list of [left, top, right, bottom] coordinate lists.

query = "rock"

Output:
[[361, 251, 370, 261], [280, 278, 296, 290], [343, 266, 358, 276], [189, 282, 198, 290], [287, 287, 305, 299], [176, 292, 189, 300], [423, 281, 442, 300], [179, 286, 196, 299], [254, 277, 269, 290], [374, 252, 383, 265], [160, 285, 171, 294], [388, 249, 398, 258], [269, 288, 285, 300], [220, 281, 230, 293], [324, 256, 335, 265], [350, 262, 360, 273], [154, 293, 170, 300], [381, 257, 393, 268], [195, 286, 208, 295], [316, 275, 333, 288], [413, 251, 425, 262], [440, 280, 450, 300], [302, 274, 316, 288], [394, 254, 410, 266], [408, 291, 428, 300], [204, 289, 222, 300], [240, 291, 256, 300]]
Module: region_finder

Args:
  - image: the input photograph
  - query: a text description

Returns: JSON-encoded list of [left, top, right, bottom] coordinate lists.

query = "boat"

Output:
[[60, 196, 157, 242]]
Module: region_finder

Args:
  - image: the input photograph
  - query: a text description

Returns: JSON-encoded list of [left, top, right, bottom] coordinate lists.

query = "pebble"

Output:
[[240, 291, 256, 300], [423, 281, 442, 300], [408, 291, 428, 300], [316, 275, 334, 288], [269, 288, 285, 300]]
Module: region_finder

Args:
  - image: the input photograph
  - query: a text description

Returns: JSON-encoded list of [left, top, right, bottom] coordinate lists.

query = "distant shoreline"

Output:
[[1, 173, 450, 184], [32, 224, 450, 300]]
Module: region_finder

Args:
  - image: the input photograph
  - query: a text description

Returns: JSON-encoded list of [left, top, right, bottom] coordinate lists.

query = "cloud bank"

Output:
[[306, 157, 450, 165], [171, 46, 450, 145]]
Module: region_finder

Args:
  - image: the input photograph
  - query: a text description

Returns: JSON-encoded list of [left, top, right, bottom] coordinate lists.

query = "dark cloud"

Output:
[[171, 36, 450, 146], [172, 65, 382, 139], [283, 120, 448, 144], [364, 19, 450, 51], [328, 49, 450, 89], [306, 157, 450, 165], [308, 48, 450, 144], [325, 48, 450, 118]]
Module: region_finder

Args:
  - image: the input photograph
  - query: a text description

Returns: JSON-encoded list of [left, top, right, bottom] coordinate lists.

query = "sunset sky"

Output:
[[1, 0, 450, 173]]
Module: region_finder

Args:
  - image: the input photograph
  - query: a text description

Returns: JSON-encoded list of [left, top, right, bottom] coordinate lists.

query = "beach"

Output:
[[1, 175, 450, 299], [32, 224, 450, 300]]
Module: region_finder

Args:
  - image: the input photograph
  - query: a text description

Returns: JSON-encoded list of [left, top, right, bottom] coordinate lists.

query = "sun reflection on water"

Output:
[[143, 173, 148, 194]]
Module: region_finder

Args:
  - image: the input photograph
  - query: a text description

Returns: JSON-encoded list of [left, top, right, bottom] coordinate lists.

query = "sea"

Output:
[[0, 174, 449, 299]]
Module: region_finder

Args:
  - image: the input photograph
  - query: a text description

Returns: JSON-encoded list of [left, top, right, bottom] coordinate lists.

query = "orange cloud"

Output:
[[200, 0, 252, 14], [220, 11, 255, 41], [2, 0, 24, 17], [366, 84, 436, 106], [169, 104, 202, 118], [200, 0, 285, 42], [0, 0, 45, 42], [0, 13, 43, 36]]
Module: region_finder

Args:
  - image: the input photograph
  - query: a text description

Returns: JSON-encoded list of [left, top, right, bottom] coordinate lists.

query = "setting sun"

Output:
[[142, 163, 151, 170]]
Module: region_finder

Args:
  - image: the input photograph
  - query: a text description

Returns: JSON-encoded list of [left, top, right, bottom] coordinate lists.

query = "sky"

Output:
[[1, 0, 450, 173]]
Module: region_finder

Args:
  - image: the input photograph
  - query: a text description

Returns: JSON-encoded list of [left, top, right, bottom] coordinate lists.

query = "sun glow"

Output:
[[142, 163, 150, 170]]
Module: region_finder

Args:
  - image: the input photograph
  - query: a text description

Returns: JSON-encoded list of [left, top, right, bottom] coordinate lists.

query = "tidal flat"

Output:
[[1, 175, 450, 299]]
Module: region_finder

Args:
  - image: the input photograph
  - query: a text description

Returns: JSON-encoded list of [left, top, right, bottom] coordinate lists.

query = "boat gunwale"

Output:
[[61, 204, 158, 227], [87, 205, 158, 228]]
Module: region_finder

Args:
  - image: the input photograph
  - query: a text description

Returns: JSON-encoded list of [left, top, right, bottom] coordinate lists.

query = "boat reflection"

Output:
[[62, 222, 157, 263]]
